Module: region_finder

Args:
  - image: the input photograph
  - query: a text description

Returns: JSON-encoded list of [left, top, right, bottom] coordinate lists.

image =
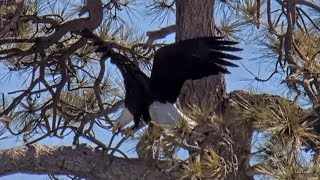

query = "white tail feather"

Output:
[[149, 101, 197, 128]]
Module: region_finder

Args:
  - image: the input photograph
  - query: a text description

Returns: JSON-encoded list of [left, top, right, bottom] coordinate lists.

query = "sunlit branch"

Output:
[[146, 25, 176, 44]]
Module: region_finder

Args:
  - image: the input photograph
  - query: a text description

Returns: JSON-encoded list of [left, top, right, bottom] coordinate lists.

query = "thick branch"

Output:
[[1, 91, 317, 179], [0, 0, 25, 37], [0, 144, 173, 180], [36, 0, 103, 50]]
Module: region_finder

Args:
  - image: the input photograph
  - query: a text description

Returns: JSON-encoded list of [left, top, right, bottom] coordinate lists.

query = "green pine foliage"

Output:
[[0, 0, 319, 179]]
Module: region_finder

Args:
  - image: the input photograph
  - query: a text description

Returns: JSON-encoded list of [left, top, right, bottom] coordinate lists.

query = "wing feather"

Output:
[[209, 50, 242, 60], [150, 37, 242, 103]]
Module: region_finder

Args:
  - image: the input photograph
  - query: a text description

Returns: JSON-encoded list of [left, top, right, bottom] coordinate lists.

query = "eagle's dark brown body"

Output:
[[111, 37, 242, 132]]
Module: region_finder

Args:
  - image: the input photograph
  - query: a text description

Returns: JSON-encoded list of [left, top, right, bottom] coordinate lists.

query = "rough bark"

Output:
[[176, 0, 224, 117], [0, 91, 315, 179], [1, 0, 318, 179], [176, 0, 253, 179], [0, 145, 175, 180]]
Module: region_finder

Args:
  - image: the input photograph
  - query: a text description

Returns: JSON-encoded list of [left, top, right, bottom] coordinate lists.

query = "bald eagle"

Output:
[[110, 37, 242, 136]]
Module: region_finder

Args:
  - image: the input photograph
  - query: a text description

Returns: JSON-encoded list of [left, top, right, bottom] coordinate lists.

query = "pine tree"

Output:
[[0, 0, 319, 179]]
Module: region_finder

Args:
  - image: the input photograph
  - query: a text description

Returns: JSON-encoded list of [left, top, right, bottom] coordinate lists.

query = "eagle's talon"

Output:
[[123, 128, 135, 138], [112, 123, 123, 134], [112, 123, 135, 138]]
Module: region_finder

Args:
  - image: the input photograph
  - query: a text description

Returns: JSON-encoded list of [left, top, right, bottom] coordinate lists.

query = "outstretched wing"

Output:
[[150, 37, 242, 103]]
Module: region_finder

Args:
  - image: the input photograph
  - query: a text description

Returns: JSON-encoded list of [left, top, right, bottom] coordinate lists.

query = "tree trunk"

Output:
[[0, 145, 175, 180], [176, 0, 224, 118], [176, 0, 253, 179]]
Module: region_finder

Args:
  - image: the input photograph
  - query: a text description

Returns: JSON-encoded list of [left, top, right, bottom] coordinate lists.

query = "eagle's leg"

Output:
[[112, 112, 147, 138], [112, 107, 134, 134], [112, 124, 136, 138], [122, 127, 136, 138], [122, 117, 141, 138], [112, 122, 123, 134], [118, 114, 144, 138]]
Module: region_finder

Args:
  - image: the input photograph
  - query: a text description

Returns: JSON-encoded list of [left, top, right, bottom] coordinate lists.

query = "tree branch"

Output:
[[1, 91, 317, 180], [295, 0, 320, 12], [146, 25, 176, 44], [35, 0, 103, 51], [0, 0, 25, 38], [0, 144, 174, 180]]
